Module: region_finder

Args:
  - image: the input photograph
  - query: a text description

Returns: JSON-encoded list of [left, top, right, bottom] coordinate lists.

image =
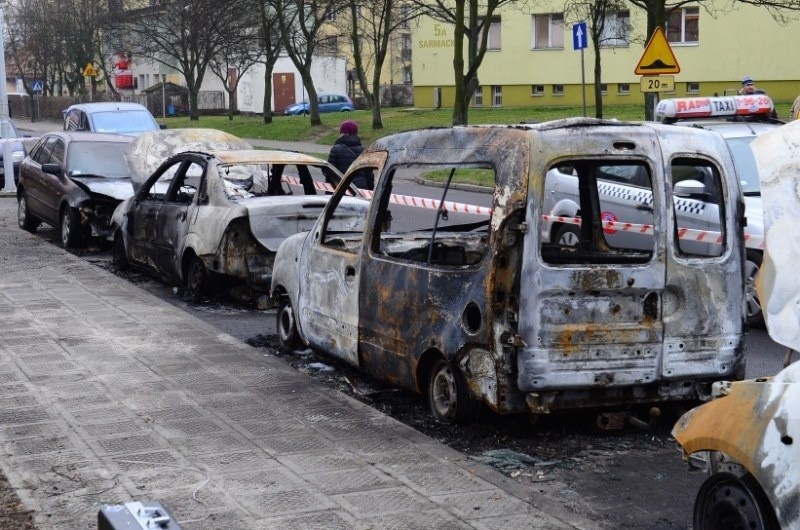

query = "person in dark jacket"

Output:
[[326, 120, 374, 190]]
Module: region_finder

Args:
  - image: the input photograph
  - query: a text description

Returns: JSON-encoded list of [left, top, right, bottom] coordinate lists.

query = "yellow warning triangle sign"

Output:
[[82, 62, 98, 77], [635, 27, 680, 75]]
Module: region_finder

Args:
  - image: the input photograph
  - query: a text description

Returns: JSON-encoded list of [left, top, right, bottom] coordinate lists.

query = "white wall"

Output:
[[237, 56, 347, 114]]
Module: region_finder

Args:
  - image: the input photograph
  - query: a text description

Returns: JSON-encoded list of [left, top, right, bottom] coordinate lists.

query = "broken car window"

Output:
[[670, 157, 725, 258], [541, 160, 656, 265], [371, 165, 492, 267]]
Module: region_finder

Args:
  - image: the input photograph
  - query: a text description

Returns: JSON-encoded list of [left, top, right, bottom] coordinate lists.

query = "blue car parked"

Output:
[[284, 93, 354, 115]]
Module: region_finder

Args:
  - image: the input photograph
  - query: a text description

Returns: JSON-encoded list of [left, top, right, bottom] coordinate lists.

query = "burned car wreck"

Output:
[[672, 120, 800, 529], [111, 129, 349, 304], [271, 120, 747, 424]]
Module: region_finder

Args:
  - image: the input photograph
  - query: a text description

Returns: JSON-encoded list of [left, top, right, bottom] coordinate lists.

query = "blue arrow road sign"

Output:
[[573, 22, 588, 50], [31, 80, 44, 92]]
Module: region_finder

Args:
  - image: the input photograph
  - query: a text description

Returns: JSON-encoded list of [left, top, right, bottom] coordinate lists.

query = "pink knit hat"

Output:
[[339, 120, 358, 135]]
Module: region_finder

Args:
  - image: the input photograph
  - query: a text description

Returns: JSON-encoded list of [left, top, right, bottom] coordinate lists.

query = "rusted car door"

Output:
[[519, 125, 744, 411], [298, 152, 387, 366]]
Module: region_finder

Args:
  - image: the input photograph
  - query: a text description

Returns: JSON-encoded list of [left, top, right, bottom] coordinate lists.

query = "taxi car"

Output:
[[272, 120, 746, 424], [656, 94, 783, 328], [672, 119, 800, 530], [111, 129, 350, 303]]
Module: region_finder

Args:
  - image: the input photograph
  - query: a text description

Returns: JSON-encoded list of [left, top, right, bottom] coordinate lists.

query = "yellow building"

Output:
[[412, 1, 800, 108]]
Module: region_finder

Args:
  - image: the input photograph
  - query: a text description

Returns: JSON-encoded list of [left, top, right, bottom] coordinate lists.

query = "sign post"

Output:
[[634, 28, 681, 120], [573, 21, 588, 117], [82, 62, 98, 102]]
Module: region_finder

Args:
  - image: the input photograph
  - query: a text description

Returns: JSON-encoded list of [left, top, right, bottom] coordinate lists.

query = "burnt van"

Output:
[[271, 119, 746, 423]]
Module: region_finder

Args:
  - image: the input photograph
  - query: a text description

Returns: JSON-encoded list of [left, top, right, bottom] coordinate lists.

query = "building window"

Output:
[[488, 16, 501, 50], [600, 84, 608, 95], [318, 36, 339, 55], [326, 7, 336, 22], [401, 4, 410, 28], [618, 83, 630, 95], [553, 84, 564, 96], [403, 66, 412, 85], [473, 86, 483, 107], [532, 13, 564, 49], [599, 10, 630, 47], [667, 7, 699, 44], [687, 82, 700, 94], [492, 85, 502, 107], [402, 34, 412, 61], [532, 85, 544, 96]]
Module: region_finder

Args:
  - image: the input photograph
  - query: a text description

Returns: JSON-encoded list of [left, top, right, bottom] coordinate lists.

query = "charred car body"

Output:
[[16, 132, 134, 248], [271, 120, 747, 424], [111, 129, 348, 302], [672, 120, 800, 529]]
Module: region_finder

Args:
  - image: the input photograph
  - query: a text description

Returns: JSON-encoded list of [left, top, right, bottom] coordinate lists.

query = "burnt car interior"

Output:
[[541, 158, 726, 265], [371, 165, 491, 267], [320, 165, 492, 265], [220, 163, 329, 198]]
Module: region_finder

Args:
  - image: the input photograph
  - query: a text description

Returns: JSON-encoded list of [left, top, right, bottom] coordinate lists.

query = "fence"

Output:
[[8, 91, 226, 121]]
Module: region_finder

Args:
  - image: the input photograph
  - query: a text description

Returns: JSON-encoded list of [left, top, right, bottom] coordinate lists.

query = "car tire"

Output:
[[185, 255, 210, 300], [276, 296, 300, 350], [554, 223, 581, 246], [745, 249, 765, 329], [427, 358, 480, 424], [17, 193, 40, 233], [60, 206, 84, 248], [112, 231, 129, 271], [693, 472, 778, 530]]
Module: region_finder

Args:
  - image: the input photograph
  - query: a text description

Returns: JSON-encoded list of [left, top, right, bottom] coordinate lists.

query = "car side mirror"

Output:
[[42, 163, 61, 176], [673, 179, 705, 197]]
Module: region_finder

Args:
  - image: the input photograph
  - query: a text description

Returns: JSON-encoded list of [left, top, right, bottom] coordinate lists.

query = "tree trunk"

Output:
[[263, 67, 273, 124]]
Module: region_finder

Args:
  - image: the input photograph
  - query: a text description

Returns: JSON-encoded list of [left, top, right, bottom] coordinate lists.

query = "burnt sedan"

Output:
[[16, 132, 134, 248], [111, 129, 348, 304]]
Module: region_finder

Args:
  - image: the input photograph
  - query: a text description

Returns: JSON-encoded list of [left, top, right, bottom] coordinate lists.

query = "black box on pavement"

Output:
[[98, 501, 181, 530]]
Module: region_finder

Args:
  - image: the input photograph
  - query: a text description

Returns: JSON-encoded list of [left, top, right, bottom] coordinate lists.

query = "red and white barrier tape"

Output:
[[281, 177, 764, 249]]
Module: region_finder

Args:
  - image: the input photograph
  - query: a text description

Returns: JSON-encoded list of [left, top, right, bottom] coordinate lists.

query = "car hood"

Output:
[[239, 195, 331, 251], [69, 176, 134, 201], [126, 129, 252, 190], [752, 120, 800, 351]]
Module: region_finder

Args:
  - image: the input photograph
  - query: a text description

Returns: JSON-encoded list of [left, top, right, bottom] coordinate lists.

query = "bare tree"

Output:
[[410, 0, 522, 126], [209, 19, 261, 120], [272, 0, 342, 126], [565, 1, 631, 118], [113, 0, 252, 120], [340, 0, 418, 130], [255, 2, 283, 124]]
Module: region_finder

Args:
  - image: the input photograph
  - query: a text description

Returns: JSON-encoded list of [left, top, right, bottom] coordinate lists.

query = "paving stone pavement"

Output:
[[0, 197, 592, 529]]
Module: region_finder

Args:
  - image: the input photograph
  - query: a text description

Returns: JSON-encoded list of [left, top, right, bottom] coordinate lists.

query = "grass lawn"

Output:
[[161, 101, 793, 188], [161, 101, 793, 146]]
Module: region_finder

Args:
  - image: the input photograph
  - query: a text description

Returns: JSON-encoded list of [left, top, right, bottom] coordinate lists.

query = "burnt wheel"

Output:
[[554, 224, 580, 246], [427, 358, 479, 424], [693, 472, 779, 530], [17, 193, 40, 233], [185, 256, 210, 299], [276, 297, 300, 350], [745, 249, 765, 329], [60, 206, 84, 248], [112, 231, 129, 271]]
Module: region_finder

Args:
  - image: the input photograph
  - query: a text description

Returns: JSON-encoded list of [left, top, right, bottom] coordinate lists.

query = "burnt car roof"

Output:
[[126, 128, 253, 185]]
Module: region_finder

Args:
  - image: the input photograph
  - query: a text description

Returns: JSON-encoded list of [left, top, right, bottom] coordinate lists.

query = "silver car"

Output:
[[111, 129, 349, 305]]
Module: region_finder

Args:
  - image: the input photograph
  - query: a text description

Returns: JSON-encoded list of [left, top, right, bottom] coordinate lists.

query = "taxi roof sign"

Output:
[[635, 27, 680, 76], [82, 62, 98, 77], [656, 95, 774, 122]]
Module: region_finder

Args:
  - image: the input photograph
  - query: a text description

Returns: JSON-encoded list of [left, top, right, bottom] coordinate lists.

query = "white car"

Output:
[[656, 94, 783, 327], [63, 102, 162, 135], [111, 129, 352, 304]]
